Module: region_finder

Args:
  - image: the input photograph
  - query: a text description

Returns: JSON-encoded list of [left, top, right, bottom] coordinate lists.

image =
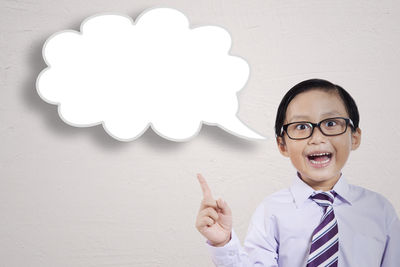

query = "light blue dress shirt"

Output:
[[207, 174, 400, 266]]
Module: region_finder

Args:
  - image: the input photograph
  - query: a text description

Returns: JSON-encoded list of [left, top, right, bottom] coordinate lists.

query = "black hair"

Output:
[[274, 78, 360, 138]]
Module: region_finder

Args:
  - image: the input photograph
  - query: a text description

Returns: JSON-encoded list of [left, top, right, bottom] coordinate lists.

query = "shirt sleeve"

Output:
[[206, 200, 279, 267], [380, 203, 400, 267]]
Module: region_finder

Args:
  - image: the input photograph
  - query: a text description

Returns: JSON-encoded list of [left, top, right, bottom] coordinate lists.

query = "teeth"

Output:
[[309, 152, 331, 157], [310, 158, 330, 164]]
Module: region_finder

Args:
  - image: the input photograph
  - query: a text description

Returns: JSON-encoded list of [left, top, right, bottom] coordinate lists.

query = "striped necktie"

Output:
[[306, 191, 339, 267]]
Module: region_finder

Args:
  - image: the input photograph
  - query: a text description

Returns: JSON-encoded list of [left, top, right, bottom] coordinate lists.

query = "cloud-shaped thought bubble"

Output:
[[36, 8, 266, 142]]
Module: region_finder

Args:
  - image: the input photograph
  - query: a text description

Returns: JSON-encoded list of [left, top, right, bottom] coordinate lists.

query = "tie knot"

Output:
[[310, 191, 336, 207]]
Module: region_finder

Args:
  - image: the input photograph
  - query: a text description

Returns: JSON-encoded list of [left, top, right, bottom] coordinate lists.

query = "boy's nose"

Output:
[[308, 126, 326, 144]]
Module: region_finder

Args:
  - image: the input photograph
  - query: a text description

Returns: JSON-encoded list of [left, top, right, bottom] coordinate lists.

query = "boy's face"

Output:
[[277, 89, 361, 190]]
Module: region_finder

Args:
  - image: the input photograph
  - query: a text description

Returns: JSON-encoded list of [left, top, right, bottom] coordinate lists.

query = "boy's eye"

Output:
[[324, 120, 338, 127], [295, 123, 310, 130]]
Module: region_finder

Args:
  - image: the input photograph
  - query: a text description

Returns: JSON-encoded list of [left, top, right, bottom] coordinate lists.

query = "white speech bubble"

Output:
[[36, 8, 266, 142]]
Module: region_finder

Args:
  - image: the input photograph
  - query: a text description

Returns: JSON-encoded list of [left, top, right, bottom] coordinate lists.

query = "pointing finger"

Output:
[[197, 173, 213, 199]]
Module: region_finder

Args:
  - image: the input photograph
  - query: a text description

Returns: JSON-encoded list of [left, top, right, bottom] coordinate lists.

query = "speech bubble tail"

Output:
[[215, 117, 266, 140]]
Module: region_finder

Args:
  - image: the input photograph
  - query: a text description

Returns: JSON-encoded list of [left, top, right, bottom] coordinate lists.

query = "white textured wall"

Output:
[[1, 0, 399, 266]]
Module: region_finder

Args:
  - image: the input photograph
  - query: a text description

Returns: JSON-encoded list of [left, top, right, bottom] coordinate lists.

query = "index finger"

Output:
[[197, 173, 213, 199]]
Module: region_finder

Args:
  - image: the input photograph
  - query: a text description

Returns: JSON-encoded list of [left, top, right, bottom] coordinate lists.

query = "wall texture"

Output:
[[1, 0, 399, 266]]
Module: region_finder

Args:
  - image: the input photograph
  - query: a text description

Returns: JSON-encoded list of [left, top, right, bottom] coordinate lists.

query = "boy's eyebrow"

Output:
[[287, 111, 342, 122]]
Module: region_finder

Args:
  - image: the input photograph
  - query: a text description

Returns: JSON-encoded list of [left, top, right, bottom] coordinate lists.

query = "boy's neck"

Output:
[[310, 183, 336, 191], [298, 173, 341, 192]]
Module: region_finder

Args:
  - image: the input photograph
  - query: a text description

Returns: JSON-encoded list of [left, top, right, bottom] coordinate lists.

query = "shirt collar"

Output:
[[331, 173, 352, 205], [290, 172, 352, 208]]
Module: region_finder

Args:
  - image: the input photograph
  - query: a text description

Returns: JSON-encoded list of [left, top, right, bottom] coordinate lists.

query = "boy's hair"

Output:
[[275, 78, 360, 138]]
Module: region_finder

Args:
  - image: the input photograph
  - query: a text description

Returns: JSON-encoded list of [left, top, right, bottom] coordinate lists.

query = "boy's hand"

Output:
[[195, 173, 232, 247]]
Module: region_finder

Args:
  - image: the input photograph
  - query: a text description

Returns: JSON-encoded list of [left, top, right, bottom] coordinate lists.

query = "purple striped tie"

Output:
[[306, 191, 339, 267]]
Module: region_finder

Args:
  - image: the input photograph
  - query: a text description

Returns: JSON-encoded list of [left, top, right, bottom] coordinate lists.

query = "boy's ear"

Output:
[[351, 128, 362, 150], [277, 136, 289, 157]]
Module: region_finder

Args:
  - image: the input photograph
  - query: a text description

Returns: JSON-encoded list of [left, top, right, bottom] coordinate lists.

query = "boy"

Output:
[[195, 79, 400, 266]]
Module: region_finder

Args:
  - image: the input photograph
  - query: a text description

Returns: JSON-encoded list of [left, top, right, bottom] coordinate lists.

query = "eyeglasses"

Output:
[[280, 117, 354, 140]]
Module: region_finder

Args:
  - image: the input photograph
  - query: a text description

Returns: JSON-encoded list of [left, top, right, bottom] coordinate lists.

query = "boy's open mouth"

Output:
[[306, 152, 332, 167]]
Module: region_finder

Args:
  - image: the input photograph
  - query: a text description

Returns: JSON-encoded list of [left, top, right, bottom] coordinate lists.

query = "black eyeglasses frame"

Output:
[[280, 117, 354, 140]]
